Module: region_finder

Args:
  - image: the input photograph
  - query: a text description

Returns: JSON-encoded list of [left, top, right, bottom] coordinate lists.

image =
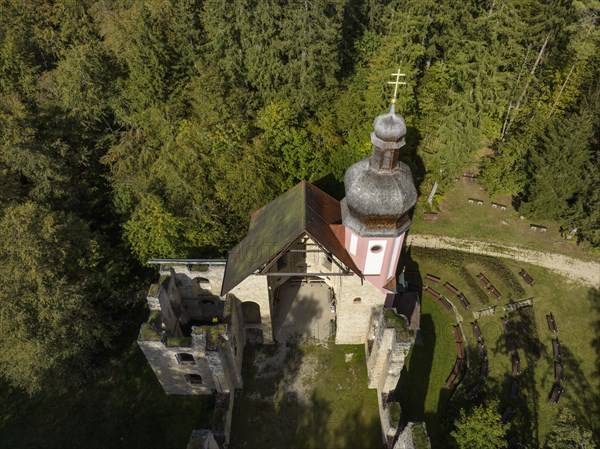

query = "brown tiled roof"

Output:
[[221, 181, 361, 295]]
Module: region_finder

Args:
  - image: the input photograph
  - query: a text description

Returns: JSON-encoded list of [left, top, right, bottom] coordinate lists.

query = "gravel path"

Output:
[[407, 234, 600, 287]]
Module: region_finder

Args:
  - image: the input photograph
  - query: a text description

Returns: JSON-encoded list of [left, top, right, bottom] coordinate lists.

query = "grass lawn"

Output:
[[229, 342, 381, 449], [0, 337, 213, 449], [412, 181, 598, 262], [404, 246, 600, 447], [395, 292, 457, 448]]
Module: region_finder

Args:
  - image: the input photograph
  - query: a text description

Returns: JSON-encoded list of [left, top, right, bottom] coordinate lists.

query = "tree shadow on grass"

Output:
[[587, 287, 600, 442], [230, 342, 381, 449]]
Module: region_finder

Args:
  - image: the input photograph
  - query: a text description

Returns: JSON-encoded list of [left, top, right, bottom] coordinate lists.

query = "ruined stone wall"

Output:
[[160, 264, 225, 297], [224, 297, 244, 388], [137, 337, 214, 395], [366, 309, 413, 447], [158, 278, 182, 337], [335, 274, 386, 344], [229, 275, 273, 344]]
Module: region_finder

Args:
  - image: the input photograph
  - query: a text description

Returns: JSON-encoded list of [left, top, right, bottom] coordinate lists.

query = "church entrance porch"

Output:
[[272, 277, 335, 344]]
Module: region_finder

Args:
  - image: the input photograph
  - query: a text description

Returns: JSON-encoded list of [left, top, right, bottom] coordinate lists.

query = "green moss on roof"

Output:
[[221, 181, 360, 294]]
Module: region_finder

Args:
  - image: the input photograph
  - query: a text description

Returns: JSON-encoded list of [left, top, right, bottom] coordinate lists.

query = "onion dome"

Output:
[[341, 108, 417, 237]]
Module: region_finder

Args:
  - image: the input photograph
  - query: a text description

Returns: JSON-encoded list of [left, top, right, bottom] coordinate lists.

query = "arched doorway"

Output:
[[241, 301, 261, 325]]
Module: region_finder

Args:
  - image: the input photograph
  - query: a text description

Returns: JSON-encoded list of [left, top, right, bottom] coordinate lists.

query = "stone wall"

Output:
[[137, 338, 214, 395], [366, 308, 413, 447], [229, 275, 273, 344], [393, 422, 431, 449], [335, 274, 387, 344]]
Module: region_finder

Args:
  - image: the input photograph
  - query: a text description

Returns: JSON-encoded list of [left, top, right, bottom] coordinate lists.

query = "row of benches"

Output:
[[445, 357, 464, 388], [422, 285, 453, 310], [466, 198, 508, 210], [445, 325, 466, 388], [471, 321, 490, 379], [546, 313, 564, 404], [477, 272, 502, 300], [502, 316, 522, 376], [425, 274, 471, 310]]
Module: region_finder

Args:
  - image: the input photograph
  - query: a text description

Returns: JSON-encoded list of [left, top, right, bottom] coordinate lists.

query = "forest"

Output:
[[0, 0, 598, 399]]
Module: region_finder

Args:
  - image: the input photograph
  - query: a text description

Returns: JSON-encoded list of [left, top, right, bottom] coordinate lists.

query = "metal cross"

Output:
[[387, 68, 406, 104]]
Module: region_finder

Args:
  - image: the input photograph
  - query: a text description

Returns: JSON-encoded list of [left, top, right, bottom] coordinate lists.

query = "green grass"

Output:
[[0, 341, 214, 449], [230, 342, 381, 449], [404, 247, 600, 447], [166, 336, 193, 347], [188, 264, 209, 272], [396, 287, 457, 447], [411, 422, 431, 449], [412, 181, 598, 262]]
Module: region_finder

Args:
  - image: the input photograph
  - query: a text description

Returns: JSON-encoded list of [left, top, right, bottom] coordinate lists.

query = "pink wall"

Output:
[[344, 228, 406, 294]]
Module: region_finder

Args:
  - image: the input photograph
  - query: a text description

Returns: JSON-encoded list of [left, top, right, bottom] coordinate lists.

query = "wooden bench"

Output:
[[452, 325, 463, 343], [519, 268, 535, 286], [480, 359, 489, 378], [466, 383, 483, 400], [471, 322, 483, 342], [489, 286, 502, 300], [530, 224, 548, 232], [463, 171, 477, 181], [552, 338, 562, 359], [491, 202, 507, 210], [468, 198, 484, 205], [512, 353, 521, 376], [501, 316, 510, 334], [554, 362, 564, 383], [445, 357, 464, 388], [546, 313, 558, 333], [510, 380, 520, 399], [456, 341, 465, 358], [425, 273, 441, 285], [423, 285, 441, 299], [444, 282, 460, 296], [457, 293, 470, 310], [501, 407, 514, 423], [440, 295, 453, 311], [424, 212, 438, 221], [549, 383, 564, 404], [507, 336, 516, 354], [478, 341, 487, 359], [477, 272, 491, 288]]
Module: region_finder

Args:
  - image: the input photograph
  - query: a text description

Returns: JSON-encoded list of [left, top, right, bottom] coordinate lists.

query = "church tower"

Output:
[[340, 70, 417, 293]]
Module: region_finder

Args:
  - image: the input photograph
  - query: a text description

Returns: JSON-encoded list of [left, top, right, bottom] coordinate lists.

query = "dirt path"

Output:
[[407, 234, 600, 287]]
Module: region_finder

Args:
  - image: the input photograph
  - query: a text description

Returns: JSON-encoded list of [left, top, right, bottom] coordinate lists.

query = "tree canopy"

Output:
[[451, 400, 508, 449], [0, 0, 598, 394]]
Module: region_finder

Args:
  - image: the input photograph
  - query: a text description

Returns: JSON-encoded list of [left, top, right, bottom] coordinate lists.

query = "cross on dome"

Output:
[[387, 68, 406, 112]]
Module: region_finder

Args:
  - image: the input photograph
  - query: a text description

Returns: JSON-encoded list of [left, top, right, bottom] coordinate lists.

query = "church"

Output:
[[138, 73, 423, 448]]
